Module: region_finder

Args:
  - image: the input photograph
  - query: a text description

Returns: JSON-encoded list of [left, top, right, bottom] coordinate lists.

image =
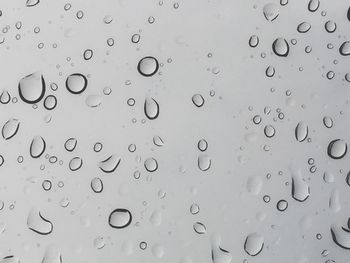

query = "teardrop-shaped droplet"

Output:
[[272, 38, 289, 57], [137, 56, 159, 77], [144, 157, 158, 172], [91, 177, 103, 193], [27, 207, 53, 235], [0, 256, 20, 263], [291, 171, 310, 202], [327, 139, 347, 159], [244, 232, 264, 256], [85, 95, 102, 108], [308, 0, 320, 12], [18, 72, 45, 104], [339, 41, 350, 56], [42, 245, 62, 263], [193, 222, 206, 234], [144, 97, 159, 120], [99, 154, 121, 173], [295, 121, 308, 142], [153, 135, 164, 147], [198, 154, 211, 171], [297, 22, 311, 33], [108, 208, 132, 229], [265, 66, 275, 77], [65, 73, 88, 94], [192, 94, 204, 107], [26, 0, 40, 7], [330, 224, 350, 249], [64, 138, 77, 152], [263, 3, 279, 21], [0, 90, 11, 104], [249, 35, 259, 48], [2, 119, 20, 140], [30, 136, 46, 158], [69, 157, 83, 171], [83, 49, 93, 60]]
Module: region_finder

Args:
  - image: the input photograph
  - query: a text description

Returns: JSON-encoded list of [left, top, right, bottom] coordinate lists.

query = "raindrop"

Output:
[[91, 177, 103, 193], [192, 94, 205, 107], [265, 66, 275, 77], [244, 233, 264, 256], [325, 20, 337, 33], [249, 35, 259, 48], [99, 154, 121, 173], [43, 95, 57, 110], [137, 56, 159, 77], [330, 224, 350, 249], [0, 90, 11, 104], [297, 22, 311, 33], [198, 154, 211, 171], [42, 245, 62, 263], [26, 0, 40, 7], [323, 116, 333, 128], [0, 256, 19, 263], [64, 138, 77, 152], [86, 95, 102, 108], [30, 136, 46, 158], [69, 157, 83, 171], [264, 125, 275, 138], [272, 38, 289, 57], [144, 157, 158, 172], [295, 121, 308, 142], [18, 72, 46, 104], [153, 135, 164, 147], [83, 49, 93, 60], [291, 171, 310, 202], [108, 209, 132, 229], [65, 73, 88, 94], [27, 207, 53, 235], [198, 139, 208, 152], [2, 119, 20, 140], [308, 0, 320, 12], [263, 3, 279, 21], [327, 139, 347, 159], [276, 200, 288, 211], [144, 97, 159, 120], [193, 222, 207, 234]]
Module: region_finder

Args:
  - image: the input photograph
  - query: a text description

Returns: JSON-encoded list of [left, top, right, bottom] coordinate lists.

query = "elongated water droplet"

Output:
[[2, 119, 20, 140], [193, 222, 206, 234], [198, 139, 208, 152], [295, 121, 308, 142], [30, 136, 46, 158], [308, 0, 320, 12], [244, 232, 264, 256], [144, 97, 159, 120], [137, 56, 159, 77], [18, 72, 45, 104], [192, 94, 204, 107], [327, 139, 347, 159], [91, 177, 103, 193], [272, 38, 289, 57], [0, 256, 19, 263], [297, 22, 311, 33], [27, 207, 53, 235], [99, 154, 121, 173], [66, 73, 88, 94], [108, 209, 132, 229], [26, 0, 39, 7], [291, 169, 310, 202], [323, 116, 333, 128]]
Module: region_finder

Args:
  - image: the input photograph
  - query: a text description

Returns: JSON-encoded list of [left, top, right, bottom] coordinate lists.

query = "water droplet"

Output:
[[323, 116, 333, 128], [272, 38, 289, 57], [153, 135, 164, 147], [307, 0, 320, 12], [65, 73, 88, 94], [330, 224, 350, 249], [83, 49, 93, 60], [18, 72, 46, 104], [27, 207, 53, 235], [137, 56, 159, 77], [0, 256, 20, 263], [144, 157, 158, 172], [86, 95, 102, 108], [144, 97, 159, 120], [64, 138, 77, 152], [26, 0, 40, 7], [108, 208, 132, 229], [42, 245, 62, 263], [265, 66, 275, 77], [193, 222, 206, 234], [291, 170, 310, 202], [249, 35, 259, 48], [43, 95, 57, 110], [339, 41, 350, 56], [327, 139, 347, 159], [198, 139, 208, 152], [276, 200, 288, 211], [91, 177, 103, 193], [99, 154, 121, 173], [30, 136, 46, 158], [263, 3, 279, 21], [297, 22, 311, 33], [192, 94, 205, 107], [325, 20, 336, 33], [244, 232, 264, 256], [264, 125, 275, 138], [69, 157, 83, 171], [0, 90, 11, 104], [2, 119, 20, 140], [295, 121, 308, 142], [198, 154, 211, 171]]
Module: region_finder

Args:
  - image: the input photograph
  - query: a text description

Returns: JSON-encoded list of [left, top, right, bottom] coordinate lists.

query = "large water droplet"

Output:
[[30, 136, 46, 158], [272, 38, 289, 57], [295, 121, 308, 142], [65, 73, 88, 94], [327, 139, 347, 159], [339, 41, 350, 56], [108, 208, 132, 229], [0, 256, 19, 263], [263, 3, 279, 21], [27, 207, 53, 235], [244, 232, 264, 256], [18, 72, 45, 104], [64, 138, 77, 152], [137, 56, 159, 77], [144, 97, 159, 120], [99, 154, 121, 173], [330, 224, 350, 249], [2, 119, 20, 140], [291, 169, 310, 202]]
